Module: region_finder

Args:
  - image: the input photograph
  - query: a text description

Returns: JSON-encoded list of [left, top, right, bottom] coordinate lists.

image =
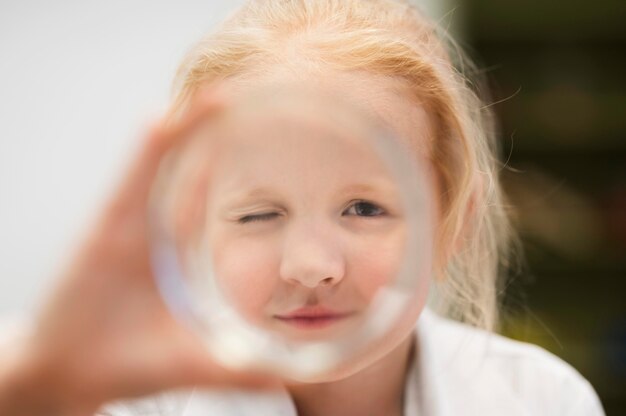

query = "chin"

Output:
[[286, 320, 417, 385]]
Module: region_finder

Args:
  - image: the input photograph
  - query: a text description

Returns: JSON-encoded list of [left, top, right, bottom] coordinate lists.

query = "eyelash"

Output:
[[237, 212, 280, 224], [236, 201, 385, 224]]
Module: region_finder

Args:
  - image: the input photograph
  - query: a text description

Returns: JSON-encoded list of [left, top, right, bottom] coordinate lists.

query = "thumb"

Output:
[[106, 87, 227, 221]]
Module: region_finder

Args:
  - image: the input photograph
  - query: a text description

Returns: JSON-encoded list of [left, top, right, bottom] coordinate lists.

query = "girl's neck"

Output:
[[287, 333, 416, 416]]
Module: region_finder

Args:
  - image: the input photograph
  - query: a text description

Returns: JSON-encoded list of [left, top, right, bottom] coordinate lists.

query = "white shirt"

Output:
[[99, 309, 605, 415]]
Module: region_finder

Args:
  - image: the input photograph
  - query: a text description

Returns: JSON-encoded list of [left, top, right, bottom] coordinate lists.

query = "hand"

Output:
[[0, 89, 277, 416]]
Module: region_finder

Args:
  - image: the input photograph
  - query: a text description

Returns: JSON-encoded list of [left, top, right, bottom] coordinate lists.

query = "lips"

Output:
[[274, 305, 355, 329]]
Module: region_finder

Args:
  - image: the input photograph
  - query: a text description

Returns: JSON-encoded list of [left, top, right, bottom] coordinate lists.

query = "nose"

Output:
[[279, 224, 346, 289]]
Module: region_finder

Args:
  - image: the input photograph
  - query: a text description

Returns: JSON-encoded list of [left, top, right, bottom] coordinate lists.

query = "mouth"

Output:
[[273, 305, 355, 329]]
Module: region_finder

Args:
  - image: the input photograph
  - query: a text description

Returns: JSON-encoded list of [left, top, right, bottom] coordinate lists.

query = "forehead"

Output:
[[224, 69, 434, 157]]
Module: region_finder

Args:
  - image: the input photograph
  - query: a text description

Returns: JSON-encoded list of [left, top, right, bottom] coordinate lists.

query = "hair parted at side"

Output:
[[170, 0, 517, 331]]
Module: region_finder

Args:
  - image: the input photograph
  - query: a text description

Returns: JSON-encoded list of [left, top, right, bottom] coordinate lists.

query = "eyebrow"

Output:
[[337, 183, 381, 195], [226, 186, 285, 202]]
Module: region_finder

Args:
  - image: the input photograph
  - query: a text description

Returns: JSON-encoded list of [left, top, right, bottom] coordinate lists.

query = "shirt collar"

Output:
[[182, 308, 445, 416]]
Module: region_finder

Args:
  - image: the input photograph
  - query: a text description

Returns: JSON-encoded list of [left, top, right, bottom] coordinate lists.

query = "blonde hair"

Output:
[[171, 0, 515, 331]]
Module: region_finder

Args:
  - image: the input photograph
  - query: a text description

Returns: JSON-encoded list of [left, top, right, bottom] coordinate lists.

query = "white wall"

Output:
[[0, 1, 245, 315], [0, 0, 459, 317]]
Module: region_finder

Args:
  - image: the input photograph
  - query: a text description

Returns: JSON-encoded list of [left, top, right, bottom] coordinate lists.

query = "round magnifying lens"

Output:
[[149, 85, 436, 381]]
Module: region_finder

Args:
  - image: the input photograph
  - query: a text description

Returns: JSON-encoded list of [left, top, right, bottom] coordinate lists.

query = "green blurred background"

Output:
[[447, 0, 626, 413]]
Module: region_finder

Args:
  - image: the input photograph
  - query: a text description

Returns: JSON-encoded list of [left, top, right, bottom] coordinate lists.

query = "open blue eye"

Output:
[[343, 201, 386, 217]]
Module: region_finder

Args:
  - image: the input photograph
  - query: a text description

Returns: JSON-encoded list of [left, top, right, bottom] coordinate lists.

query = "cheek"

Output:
[[345, 227, 407, 300], [210, 237, 279, 323]]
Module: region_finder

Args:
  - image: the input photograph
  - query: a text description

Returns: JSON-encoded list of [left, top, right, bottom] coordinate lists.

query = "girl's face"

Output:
[[202, 70, 438, 379]]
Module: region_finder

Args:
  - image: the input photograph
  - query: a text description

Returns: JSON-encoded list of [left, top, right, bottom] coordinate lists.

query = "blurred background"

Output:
[[0, 0, 623, 413], [455, 0, 626, 414]]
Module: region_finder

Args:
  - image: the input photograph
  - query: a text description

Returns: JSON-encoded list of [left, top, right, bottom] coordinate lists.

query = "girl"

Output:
[[0, 1, 605, 415]]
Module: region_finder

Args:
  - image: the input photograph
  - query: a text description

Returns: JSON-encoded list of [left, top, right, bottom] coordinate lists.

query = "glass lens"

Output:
[[149, 85, 435, 381]]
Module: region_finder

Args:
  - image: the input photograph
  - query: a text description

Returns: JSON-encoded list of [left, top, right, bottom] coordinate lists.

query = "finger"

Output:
[[107, 86, 227, 219], [155, 86, 228, 153], [109, 366, 281, 403], [181, 358, 283, 391]]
